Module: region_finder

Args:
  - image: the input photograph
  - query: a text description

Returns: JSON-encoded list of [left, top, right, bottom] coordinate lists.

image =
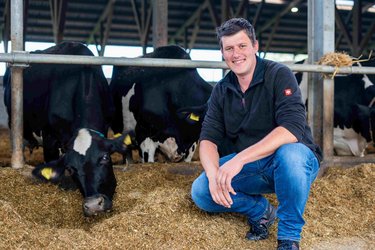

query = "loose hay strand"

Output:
[[317, 51, 374, 78]]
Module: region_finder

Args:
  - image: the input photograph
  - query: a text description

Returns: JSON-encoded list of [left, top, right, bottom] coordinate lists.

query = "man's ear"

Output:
[[32, 158, 65, 183]]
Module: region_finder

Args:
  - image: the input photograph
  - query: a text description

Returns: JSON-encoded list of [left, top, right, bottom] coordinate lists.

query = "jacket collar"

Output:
[[221, 56, 266, 92]]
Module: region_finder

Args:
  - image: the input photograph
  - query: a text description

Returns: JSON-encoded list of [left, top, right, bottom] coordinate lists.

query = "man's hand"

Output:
[[208, 177, 233, 208], [215, 158, 243, 206], [207, 157, 243, 208]]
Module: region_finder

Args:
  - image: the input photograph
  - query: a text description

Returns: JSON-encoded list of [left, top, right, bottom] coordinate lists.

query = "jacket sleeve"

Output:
[[199, 84, 225, 145], [273, 66, 307, 141]]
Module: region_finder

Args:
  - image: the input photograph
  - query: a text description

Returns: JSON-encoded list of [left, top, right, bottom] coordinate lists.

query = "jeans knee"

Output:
[[191, 176, 206, 203], [276, 144, 307, 165], [191, 178, 201, 204]]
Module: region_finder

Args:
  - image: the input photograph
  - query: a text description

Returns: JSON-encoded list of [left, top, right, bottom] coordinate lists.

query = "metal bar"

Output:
[[10, 0, 24, 169], [321, 1, 335, 166], [1, 52, 375, 74]]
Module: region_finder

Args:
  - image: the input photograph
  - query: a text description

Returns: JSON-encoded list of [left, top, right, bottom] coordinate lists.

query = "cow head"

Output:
[[32, 128, 136, 216]]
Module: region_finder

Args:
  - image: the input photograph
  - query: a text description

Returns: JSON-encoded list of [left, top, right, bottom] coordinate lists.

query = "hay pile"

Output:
[[1, 129, 375, 249]]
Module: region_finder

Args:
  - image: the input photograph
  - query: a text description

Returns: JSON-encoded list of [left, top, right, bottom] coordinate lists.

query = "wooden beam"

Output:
[[263, 16, 280, 55], [252, 0, 264, 28], [188, 13, 201, 51], [23, 0, 29, 45], [141, 3, 152, 54], [258, 0, 302, 33], [335, 9, 352, 49], [86, 0, 116, 45], [359, 20, 375, 54], [130, 0, 143, 41], [1, 0, 10, 52], [234, 0, 248, 18], [221, 0, 229, 22], [170, 0, 208, 43], [335, 6, 354, 52], [49, 0, 67, 44], [99, 1, 114, 56], [352, 0, 362, 57], [207, 0, 220, 27]]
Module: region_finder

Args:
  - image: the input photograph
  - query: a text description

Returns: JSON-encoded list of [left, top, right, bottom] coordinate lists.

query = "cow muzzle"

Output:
[[83, 194, 113, 217]]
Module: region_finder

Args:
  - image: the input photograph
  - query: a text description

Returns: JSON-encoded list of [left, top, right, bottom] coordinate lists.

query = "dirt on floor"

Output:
[[0, 128, 374, 250]]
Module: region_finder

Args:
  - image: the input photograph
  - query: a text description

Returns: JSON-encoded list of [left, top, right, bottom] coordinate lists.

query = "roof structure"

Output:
[[0, 0, 374, 56]]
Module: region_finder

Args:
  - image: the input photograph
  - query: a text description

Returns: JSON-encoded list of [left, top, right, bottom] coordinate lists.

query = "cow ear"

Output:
[[177, 111, 201, 125], [176, 104, 208, 124], [110, 130, 137, 153], [32, 158, 65, 183]]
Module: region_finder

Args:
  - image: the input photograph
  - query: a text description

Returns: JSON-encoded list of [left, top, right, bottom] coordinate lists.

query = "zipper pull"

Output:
[[242, 97, 245, 108]]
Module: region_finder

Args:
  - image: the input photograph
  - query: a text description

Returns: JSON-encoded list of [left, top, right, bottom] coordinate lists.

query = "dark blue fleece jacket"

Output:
[[200, 56, 322, 162]]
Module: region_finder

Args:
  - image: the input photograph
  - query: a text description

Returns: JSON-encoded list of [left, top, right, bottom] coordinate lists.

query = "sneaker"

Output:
[[277, 240, 300, 250], [245, 203, 276, 240]]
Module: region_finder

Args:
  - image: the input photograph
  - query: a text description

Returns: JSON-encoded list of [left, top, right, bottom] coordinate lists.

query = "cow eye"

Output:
[[100, 154, 111, 165]]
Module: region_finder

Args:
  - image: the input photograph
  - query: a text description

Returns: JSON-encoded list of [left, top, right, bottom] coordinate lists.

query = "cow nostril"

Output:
[[98, 196, 104, 206]]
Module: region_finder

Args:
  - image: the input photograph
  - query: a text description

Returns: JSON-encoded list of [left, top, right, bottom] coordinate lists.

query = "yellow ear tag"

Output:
[[189, 113, 200, 121], [113, 133, 122, 138], [41, 167, 53, 180], [124, 134, 132, 145]]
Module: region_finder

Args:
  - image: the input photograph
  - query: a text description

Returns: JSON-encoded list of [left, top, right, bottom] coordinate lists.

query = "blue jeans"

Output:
[[191, 143, 319, 242]]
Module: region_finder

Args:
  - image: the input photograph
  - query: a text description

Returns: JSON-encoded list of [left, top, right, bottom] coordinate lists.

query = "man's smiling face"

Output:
[[221, 30, 259, 78]]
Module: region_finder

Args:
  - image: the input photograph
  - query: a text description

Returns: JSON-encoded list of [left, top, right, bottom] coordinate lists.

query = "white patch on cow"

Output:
[[158, 137, 184, 162], [184, 142, 197, 162], [73, 129, 92, 156], [122, 83, 137, 131], [334, 127, 368, 157], [140, 137, 158, 162], [363, 74, 374, 89]]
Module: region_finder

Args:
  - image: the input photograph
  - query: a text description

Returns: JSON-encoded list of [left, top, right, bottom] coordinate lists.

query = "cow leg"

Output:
[[184, 142, 198, 162], [140, 138, 158, 162], [42, 130, 60, 162]]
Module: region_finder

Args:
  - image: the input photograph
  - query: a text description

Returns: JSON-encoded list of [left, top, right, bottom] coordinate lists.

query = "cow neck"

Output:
[[88, 128, 105, 138]]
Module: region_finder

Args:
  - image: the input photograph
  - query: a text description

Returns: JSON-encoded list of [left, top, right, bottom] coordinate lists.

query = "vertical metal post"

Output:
[[10, 0, 25, 169], [152, 0, 168, 48], [308, 0, 335, 170]]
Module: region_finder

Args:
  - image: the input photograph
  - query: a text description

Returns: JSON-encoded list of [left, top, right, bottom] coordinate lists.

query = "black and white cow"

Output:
[[110, 45, 213, 163], [3, 42, 134, 216], [295, 59, 375, 157]]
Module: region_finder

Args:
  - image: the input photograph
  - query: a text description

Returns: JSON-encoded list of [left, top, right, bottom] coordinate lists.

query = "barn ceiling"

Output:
[[0, 0, 374, 56]]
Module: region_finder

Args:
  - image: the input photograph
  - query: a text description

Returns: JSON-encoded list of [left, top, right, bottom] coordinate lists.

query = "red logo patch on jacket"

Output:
[[284, 88, 292, 96]]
